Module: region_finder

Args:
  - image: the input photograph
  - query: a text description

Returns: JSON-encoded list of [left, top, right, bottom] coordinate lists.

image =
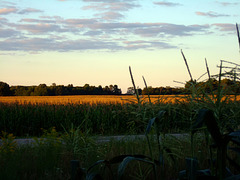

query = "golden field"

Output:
[[0, 95, 184, 104], [0, 95, 239, 105]]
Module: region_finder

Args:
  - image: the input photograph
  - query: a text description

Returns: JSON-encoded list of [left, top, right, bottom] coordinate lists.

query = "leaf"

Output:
[[87, 160, 106, 173], [163, 146, 176, 164], [196, 169, 211, 176], [145, 117, 156, 135], [118, 156, 135, 179], [193, 109, 223, 146], [229, 130, 240, 137], [155, 110, 167, 132], [117, 156, 155, 180], [191, 109, 207, 133], [145, 110, 166, 135]]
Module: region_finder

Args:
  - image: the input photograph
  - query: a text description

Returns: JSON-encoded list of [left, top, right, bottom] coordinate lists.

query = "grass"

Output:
[[0, 130, 210, 180]]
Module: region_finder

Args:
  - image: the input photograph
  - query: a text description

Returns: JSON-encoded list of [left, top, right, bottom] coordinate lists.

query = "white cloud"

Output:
[[0, 28, 20, 37], [213, 23, 236, 31], [196, 11, 230, 18], [13, 23, 64, 34], [0, 8, 17, 15], [123, 40, 177, 50], [215, 1, 239, 6], [82, 0, 139, 21], [154, 1, 182, 7], [18, 8, 43, 14]]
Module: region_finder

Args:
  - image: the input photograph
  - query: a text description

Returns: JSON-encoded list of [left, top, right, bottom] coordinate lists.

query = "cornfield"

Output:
[[0, 95, 185, 104], [1, 94, 240, 137], [1, 95, 240, 105]]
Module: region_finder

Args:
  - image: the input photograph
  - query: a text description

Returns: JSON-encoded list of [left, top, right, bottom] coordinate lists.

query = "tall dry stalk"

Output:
[[236, 23, 240, 51], [181, 49, 193, 82], [129, 66, 140, 103]]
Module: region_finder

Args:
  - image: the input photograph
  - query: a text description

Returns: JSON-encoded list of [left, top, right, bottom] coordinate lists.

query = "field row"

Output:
[[1, 95, 240, 105], [0, 95, 183, 104], [1, 100, 240, 137]]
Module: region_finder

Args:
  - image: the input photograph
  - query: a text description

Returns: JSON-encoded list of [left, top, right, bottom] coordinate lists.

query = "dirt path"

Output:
[[0, 134, 190, 146]]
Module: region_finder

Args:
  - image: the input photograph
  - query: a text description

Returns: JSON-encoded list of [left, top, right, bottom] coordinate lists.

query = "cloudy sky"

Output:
[[0, 0, 239, 92]]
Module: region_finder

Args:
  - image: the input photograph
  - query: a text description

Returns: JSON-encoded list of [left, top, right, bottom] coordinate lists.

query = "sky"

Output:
[[0, 0, 239, 93]]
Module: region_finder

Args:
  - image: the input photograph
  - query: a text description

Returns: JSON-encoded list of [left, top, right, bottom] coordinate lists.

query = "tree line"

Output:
[[128, 78, 240, 95], [1, 78, 240, 96], [0, 82, 122, 96]]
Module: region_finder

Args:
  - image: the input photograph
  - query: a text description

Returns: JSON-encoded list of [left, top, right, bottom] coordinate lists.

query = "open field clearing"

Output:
[[1, 95, 240, 105]]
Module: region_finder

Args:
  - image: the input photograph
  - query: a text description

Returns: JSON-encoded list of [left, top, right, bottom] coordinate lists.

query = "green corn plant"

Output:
[[81, 110, 178, 180], [78, 154, 160, 180], [145, 110, 181, 179], [0, 131, 17, 154], [61, 123, 96, 160], [190, 109, 240, 180]]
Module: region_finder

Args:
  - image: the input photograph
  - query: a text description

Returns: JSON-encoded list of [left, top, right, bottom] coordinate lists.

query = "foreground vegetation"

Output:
[[0, 130, 206, 180]]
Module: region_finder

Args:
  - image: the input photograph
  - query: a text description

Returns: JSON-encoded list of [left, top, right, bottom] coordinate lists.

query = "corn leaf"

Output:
[[196, 169, 211, 176], [229, 130, 240, 137], [145, 110, 166, 135], [87, 160, 105, 173], [193, 109, 223, 146], [145, 117, 156, 135], [117, 156, 155, 180]]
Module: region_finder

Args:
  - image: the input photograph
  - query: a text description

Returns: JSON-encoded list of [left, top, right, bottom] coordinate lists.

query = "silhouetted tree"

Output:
[[0, 81, 11, 96], [33, 84, 48, 96], [126, 87, 135, 95], [113, 85, 121, 94]]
